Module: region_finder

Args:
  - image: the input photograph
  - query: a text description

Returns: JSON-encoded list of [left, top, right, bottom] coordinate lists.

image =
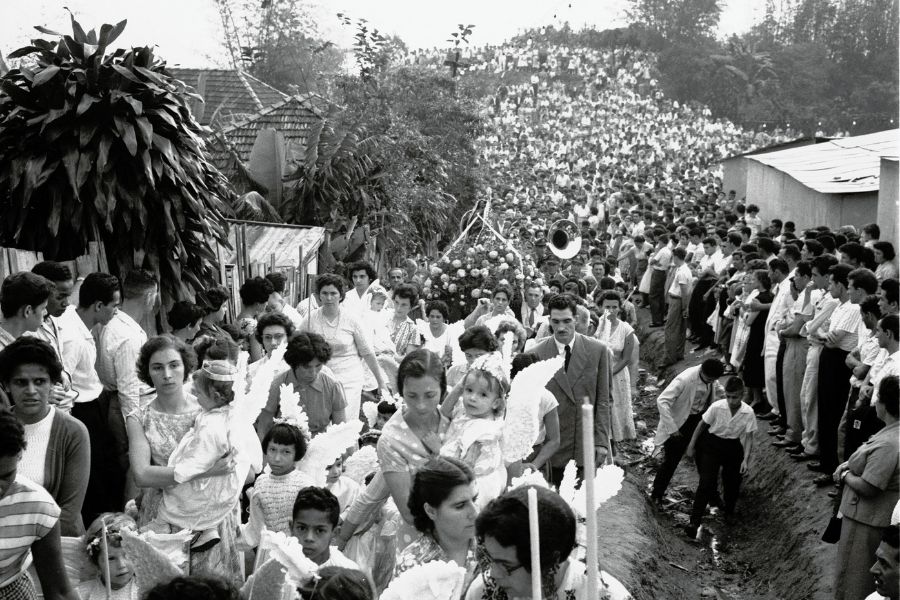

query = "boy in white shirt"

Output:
[[685, 376, 757, 537]]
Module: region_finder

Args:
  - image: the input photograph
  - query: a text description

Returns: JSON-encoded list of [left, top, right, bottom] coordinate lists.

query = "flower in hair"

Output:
[[469, 352, 510, 394], [201, 359, 238, 382]]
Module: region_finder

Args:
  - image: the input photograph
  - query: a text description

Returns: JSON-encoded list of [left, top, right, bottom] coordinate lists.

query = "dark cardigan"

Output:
[[43, 408, 90, 536]]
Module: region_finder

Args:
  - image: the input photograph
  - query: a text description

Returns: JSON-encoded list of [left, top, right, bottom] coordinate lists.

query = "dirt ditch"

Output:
[[594, 317, 834, 600]]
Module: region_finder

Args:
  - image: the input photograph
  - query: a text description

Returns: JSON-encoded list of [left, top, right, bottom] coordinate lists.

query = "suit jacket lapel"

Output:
[[547, 337, 576, 403], [567, 335, 590, 384]]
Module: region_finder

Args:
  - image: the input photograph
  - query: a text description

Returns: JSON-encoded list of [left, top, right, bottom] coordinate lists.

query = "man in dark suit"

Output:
[[531, 293, 613, 486]]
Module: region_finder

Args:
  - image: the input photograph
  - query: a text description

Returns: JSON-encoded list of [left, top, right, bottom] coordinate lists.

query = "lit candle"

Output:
[[100, 519, 112, 600], [528, 487, 541, 600], [582, 401, 599, 599]]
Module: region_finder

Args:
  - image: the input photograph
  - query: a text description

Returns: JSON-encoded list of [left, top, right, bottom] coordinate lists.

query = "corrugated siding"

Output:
[[748, 161, 878, 230], [223, 222, 325, 268], [878, 158, 899, 244]]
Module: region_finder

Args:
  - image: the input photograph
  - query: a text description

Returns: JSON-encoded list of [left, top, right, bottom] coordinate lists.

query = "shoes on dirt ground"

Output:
[[813, 474, 834, 487]]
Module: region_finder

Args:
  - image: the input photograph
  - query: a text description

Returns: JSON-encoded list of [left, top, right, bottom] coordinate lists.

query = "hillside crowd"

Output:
[[0, 36, 897, 600]]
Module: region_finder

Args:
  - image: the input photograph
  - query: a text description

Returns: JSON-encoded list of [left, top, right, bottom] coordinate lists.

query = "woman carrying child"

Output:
[[337, 349, 450, 552], [125, 336, 244, 585]]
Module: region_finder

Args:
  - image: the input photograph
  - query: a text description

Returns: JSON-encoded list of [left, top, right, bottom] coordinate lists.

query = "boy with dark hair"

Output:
[[685, 376, 756, 537], [291, 486, 358, 567], [64, 272, 121, 524], [651, 359, 725, 503], [0, 272, 54, 350]]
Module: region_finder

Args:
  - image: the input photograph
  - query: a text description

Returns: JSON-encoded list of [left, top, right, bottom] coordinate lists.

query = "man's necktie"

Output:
[[564, 344, 571, 371], [529, 308, 536, 328]]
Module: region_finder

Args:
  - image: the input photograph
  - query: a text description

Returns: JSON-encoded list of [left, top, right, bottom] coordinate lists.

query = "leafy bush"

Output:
[[0, 15, 233, 299]]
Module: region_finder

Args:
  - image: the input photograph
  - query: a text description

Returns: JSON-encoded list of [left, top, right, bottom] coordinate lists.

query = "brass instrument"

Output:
[[547, 219, 582, 260]]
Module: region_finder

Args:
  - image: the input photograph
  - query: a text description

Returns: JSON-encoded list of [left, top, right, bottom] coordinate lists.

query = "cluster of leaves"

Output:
[[280, 108, 385, 228], [336, 13, 390, 84], [0, 15, 233, 299], [445, 24, 475, 78], [333, 65, 485, 265]]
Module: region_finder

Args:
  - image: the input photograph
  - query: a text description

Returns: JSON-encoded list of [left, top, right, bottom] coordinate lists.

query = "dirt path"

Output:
[[595, 316, 834, 600]]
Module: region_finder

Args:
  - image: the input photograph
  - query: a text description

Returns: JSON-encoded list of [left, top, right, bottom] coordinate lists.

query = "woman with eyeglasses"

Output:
[[246, 311, 294, 385], [466, 485, 632, 600]]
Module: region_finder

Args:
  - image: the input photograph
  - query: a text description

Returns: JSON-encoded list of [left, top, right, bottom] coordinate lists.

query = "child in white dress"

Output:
[[243, 421, 313, 545], [77, 514, 141, 599], [440, 352, 509, 509], [148, 359, 262, 551]]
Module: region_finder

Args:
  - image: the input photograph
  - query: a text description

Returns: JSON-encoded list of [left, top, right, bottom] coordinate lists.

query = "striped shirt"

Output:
[[0, 477, 60, 587]]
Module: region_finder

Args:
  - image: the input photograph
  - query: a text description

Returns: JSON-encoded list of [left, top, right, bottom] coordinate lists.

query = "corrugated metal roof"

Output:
[[169, 68, 289, 128], [747, 129, 899, 194], [224, 221, 325, 268], [720, 136, 832, 162]]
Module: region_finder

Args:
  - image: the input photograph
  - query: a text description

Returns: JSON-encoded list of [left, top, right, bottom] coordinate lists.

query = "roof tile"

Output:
[[169, 68, 289, 128]]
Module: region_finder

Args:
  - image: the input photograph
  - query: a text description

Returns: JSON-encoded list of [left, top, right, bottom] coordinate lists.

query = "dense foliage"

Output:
[[622, 0, 899, 133], [218, 0, 344, 94], [0, 16, 233, 299]]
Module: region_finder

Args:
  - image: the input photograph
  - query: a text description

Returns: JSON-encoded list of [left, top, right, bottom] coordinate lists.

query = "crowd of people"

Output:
[[0, 35, 898, 600]]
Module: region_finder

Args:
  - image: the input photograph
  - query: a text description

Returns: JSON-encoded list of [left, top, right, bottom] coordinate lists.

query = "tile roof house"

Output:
[[206, 95, 324, 190], [169, 68, 290, 129], [169, 68, 329, 195]]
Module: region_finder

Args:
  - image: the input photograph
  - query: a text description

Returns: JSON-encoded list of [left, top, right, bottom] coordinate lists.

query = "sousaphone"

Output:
[[547, 219, 582, 259]]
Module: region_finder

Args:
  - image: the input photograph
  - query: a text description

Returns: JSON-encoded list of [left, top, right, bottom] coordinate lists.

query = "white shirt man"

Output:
[[57, 305, 103, 404]]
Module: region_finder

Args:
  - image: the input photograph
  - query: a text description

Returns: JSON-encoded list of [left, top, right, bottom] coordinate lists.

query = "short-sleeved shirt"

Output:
[[702, 399, 758, 441], [0, 477, 60, 587], [651, 246, 672, 271], [841, 421, 900, 527], [265, 369, 347, 436], [828, 299, 862, 351], [667, 264, 692, 297]]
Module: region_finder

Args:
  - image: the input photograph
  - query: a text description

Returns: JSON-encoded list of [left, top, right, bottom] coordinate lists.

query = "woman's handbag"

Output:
[[822, 482, 843, 544]]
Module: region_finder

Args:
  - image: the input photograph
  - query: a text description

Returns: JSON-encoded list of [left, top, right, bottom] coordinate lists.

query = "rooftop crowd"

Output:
[[0, 35, 897, 600]]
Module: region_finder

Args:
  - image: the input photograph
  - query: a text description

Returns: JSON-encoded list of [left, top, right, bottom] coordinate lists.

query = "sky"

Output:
[[0, 0, 768, 68]]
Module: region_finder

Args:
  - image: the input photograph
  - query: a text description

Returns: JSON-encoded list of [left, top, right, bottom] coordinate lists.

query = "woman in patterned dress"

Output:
[[395, 456, 478, 586], [336, 349, 450, 554], [124, 336, 239, 585], [593, 291, 637, 442], [388, 284, 423, 357]]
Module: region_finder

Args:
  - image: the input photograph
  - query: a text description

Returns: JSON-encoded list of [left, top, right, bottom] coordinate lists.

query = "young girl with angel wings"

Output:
[[440, 352, 510, 510], [243, 383, 362, 547]]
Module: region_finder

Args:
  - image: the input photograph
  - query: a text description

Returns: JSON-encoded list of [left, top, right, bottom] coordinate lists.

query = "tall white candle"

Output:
[[100, 520, 112, 600], [582, 401, 599, 599], [527, 487, 542, 600]]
